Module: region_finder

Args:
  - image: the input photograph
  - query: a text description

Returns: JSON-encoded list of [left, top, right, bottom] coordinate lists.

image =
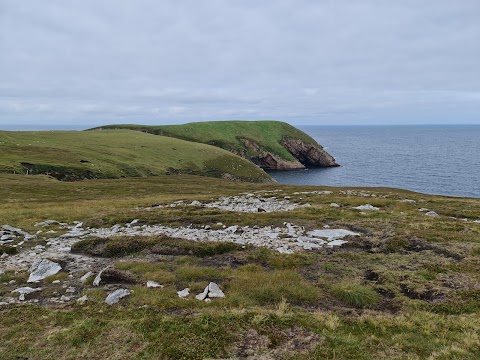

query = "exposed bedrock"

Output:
[[240, 137, 339, 170]]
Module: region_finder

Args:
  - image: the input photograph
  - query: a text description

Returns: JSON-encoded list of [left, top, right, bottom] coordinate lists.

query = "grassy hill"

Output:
[[0, 130, 272, 183], [94, 121, 338, 169]]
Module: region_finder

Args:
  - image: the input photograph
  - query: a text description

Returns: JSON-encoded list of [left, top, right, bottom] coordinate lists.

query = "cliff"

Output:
[[93, 121, 339, 170]]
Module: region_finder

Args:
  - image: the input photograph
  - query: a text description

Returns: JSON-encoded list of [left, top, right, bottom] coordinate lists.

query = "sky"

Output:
[[1, 0, 479, 129]]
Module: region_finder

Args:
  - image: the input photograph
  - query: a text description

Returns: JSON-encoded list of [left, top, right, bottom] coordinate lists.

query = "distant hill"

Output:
[[93, 121, 338, 170], [0, 130, 272, 182]]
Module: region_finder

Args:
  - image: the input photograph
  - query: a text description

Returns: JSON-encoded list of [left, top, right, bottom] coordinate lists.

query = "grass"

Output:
[[94, 120, 326, 162], [330, 282, 381, 308], [0, 129, 272, 182], [0, 173, 479, 358]]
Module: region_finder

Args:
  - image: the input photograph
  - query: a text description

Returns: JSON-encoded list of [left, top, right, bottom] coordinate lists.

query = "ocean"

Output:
[[267, 125, 480, 198]]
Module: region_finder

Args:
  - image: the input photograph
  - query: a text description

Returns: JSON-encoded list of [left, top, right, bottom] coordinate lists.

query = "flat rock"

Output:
[[425, 211, 439, 217], [105, 289, 131, 305], [27, 259, 62, 283], [353, 204, 380, 211], [146, 280, 163, 288], [306, 229, 360, 241]]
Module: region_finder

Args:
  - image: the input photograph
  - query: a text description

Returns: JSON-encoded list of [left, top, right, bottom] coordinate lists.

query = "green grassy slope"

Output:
[[0, 130, 272, 182], [95, 121, 323, 162]]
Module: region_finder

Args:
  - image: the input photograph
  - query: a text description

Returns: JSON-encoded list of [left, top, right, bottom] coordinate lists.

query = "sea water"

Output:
[[268, 125, 480, 198]]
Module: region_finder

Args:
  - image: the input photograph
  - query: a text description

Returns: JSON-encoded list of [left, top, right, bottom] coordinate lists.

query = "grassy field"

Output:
[[1, 174, 479, 359], [94, 121, 324, 162], [0, 130, 272, 182]]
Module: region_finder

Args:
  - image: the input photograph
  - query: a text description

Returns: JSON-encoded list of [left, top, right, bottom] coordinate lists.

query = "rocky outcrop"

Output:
[[281, 137, 339, 168], [239, 137, 338, 170]]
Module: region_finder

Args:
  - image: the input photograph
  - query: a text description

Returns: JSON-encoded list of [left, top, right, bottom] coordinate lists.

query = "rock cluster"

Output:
[[147, 193, 311, 213]]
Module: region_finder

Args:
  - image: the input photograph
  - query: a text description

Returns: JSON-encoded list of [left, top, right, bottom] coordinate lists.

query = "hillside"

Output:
[[94, 121, 339, 170], [0, 130, 272, 183]]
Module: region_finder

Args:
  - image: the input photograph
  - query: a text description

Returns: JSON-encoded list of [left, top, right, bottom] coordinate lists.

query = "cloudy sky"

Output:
[[1, 0, 479, 129]]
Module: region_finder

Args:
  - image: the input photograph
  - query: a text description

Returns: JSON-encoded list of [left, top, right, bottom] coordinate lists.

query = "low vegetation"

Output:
[[1, 173, 479, 359], [0, 130, 272, 182]]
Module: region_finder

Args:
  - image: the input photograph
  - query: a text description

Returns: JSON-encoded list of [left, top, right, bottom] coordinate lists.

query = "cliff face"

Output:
[[240, 137, 338, 170]]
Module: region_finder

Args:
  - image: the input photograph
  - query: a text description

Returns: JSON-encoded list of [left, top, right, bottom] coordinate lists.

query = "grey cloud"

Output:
[[0, 0, 480, 129]]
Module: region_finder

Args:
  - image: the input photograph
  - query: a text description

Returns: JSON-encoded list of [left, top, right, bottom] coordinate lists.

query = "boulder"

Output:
[[27, 259, 62, 283], [146, 280, 163, 288]]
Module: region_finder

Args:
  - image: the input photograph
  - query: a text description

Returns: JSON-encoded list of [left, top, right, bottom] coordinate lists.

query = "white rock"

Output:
[[208, 282, 225, 298], [93, 270, 103, 286], [306, 229, 360, 241], [177, 288, 190, 298], [426, 211, 439, 217], [77, 295, 89, 304], [330, 203, 340, 208], [146, 280, 163, 288], [80, 271, 94, 283], [353, 204, 380, 211], [52, 280, 61, 284], [12, 286, 41, 300], [105, 289, 131, 305], [195, 286, 209, 301], [327, 240, 349, 247], [277, 246, 294, 254], [66, 287, 76, 293], [27, 259, 62, 283]]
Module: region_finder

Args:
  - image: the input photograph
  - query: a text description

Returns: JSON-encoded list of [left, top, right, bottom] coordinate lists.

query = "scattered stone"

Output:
[[65, 286, 76, 293], [195, 286, 209, 301], [77, 295, 89, 304], [353, 204, 380, 211], [146, 280, 163, 288], [105, 289, 131, 305], [177, 288, 190, 298], [11, 286, 41, 301], [93, 270, 103, 286], [27, 259, 62, 283], [80, 271, 94, 283]]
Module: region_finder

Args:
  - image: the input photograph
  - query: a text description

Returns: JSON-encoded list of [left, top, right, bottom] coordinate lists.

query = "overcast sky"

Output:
[[1, 0, 479, 129]]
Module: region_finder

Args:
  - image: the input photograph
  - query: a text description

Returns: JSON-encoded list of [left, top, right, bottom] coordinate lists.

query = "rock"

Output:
[[330, 203, 340, 208], [77, 295, 89, 304], [418, 208, 429, 212], [105, 289, 131, 305], [93, 269, 104, 286], [1, 253, 8, 259], [426, 211, 439, 217], [277, 246, 294, 254], [146, 281, 163, 288], [65, 287, 76, 293], [80, 271, 94, 283], [353, 204, 380, 211], [27, 259, 62, 283], [195, 286, 209, 301], [177, 288, 190, 298], [52, 280, 61, 284], [306, 229, 360, 241], [327, 240, 349, 247], [208, 282, 225, 298], [11, 286, 41, 300]]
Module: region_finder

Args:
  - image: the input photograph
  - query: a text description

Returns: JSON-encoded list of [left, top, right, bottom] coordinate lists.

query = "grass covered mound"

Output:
[[94, 120, 337, 168], [0, 130, 272, 182]]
